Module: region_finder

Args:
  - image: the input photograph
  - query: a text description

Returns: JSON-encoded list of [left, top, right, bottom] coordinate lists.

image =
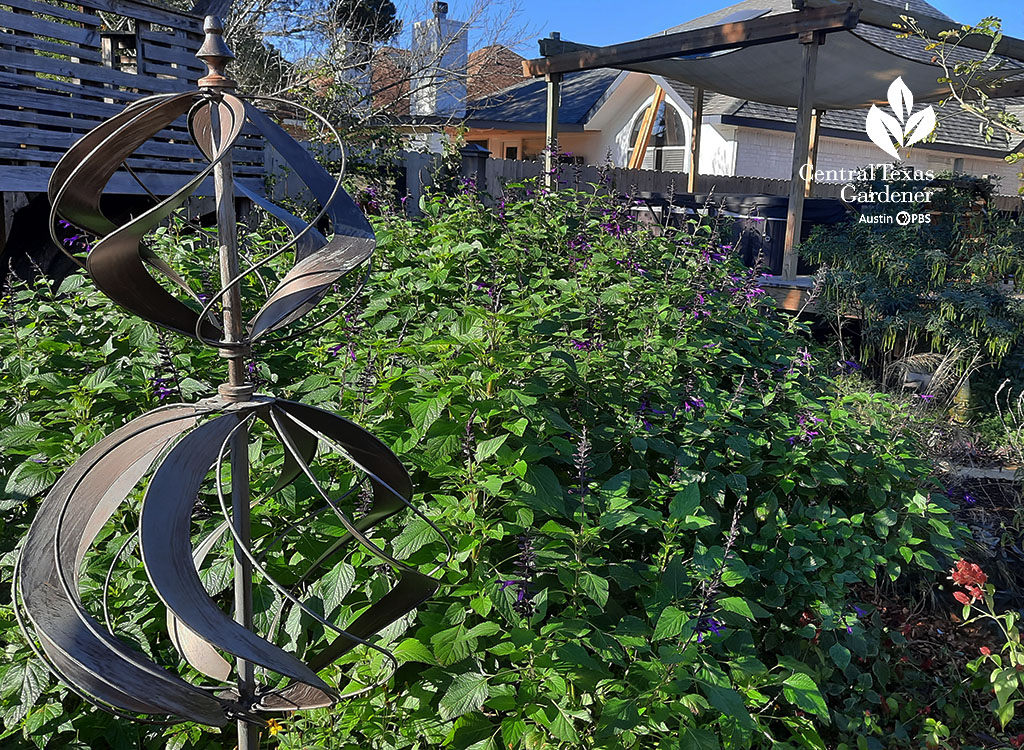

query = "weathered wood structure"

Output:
[[523, 0, 1024, 282], [0, 0, 263, 272]]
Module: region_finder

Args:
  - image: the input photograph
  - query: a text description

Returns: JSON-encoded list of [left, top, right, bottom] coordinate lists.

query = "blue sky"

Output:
[[453, 0, 1024, 54]]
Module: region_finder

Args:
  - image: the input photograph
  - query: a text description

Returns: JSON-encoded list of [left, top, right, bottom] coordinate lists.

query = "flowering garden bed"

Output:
[[0, 182, 1020, 749]]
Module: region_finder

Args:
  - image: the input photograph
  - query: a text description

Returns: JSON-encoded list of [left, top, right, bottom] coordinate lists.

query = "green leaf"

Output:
[[432, 624, 472, 666], [470, 596, 492, 617], [680, 727, 721, 750], [579, 572, 609, 607], [601, 470, 632, 504], [501, 717, 527, 748], [0, 423, 42, 448], [409, 396, 449, 433], [393, 638, 436, 665], [0, 659, 47, 723], [697, 680, 754, 730], [993, 667, 1019, 709], [465, 622, 501, 639], [782, 672, 830, 722], [439, 672, 490, 720], [475, 435, 508, 462], [392, 517, 441, 560], [521, 465, 566, 518], [717, 596, 755, 620], [5, 460, 57, 501], [669, 484, 700, 520], [654, 606, 688, 641], [312, 561, 355, 616], [829, 643, 851, 671], [23, 703, 61, 735], [546, 704, 581, 743], [997, 698, 1017, 729]]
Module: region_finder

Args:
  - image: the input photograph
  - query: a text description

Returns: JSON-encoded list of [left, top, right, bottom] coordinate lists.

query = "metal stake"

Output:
[[197, 17, 258, 750]]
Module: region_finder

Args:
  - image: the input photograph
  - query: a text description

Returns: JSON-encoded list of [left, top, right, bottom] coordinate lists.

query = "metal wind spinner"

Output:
[[11, 17, 447, 744]]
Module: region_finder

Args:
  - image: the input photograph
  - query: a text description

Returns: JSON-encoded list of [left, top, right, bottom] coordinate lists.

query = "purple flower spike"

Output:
[[695, 617, 725, 643]]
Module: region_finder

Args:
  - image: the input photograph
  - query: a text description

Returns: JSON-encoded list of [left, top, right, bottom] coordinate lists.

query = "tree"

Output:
[[901, 16, 1024, 187], [334, 0, 400, 45]]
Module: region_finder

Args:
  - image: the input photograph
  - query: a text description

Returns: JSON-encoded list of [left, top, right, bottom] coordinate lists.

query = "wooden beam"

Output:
[[801, 0, 1024, 64], [522, 5, 859, 77], [782, 32, 823, 281], [544, 73, 562, 190], [628, 87, 664, 170], [688, 87, 704, 193], [804, 109, 823, 198]]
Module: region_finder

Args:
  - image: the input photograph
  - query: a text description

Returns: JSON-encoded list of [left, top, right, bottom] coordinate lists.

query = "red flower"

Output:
[[950, 560, 988, 605], [980, 646, 992, 656], [951, 560, 987, 588], [1010, 734, 1024, 749]]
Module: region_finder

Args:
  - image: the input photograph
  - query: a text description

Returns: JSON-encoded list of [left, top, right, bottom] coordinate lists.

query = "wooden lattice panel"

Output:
[[0, 0, 264, 194]]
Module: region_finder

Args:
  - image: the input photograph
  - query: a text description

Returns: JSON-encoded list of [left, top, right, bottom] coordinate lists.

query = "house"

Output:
[[451, 0, 1024, 197]]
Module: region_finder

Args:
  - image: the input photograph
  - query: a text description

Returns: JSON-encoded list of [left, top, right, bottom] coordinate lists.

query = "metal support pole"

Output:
[[544, 72, 562, 190], [212, 107, 257, 750], [197, 16, 257, 750], [782, 31, 822, 280]]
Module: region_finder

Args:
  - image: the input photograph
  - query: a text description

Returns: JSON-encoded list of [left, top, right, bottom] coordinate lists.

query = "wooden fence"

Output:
[[477, 158, 1022, 211], [0, 0, 264, 195]]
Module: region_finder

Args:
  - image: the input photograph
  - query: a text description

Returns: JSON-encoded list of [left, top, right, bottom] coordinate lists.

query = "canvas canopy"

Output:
[[624, 21, 1020, 110]]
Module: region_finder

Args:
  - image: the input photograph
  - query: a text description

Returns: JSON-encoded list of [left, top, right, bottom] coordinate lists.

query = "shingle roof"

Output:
[[465, 0, 1023, 155], [662, 77, 1024, 154], [466, 68, 620, 124]]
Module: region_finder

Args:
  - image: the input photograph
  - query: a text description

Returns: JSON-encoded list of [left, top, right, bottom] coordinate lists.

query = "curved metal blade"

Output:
[[251, 401, 439, 710], [48, 93, 191, 237], [139, 408, 334, 696], [16, 404, 229, 726], [166, 523, 233, 683], [165, 423, 316, 681], [240, 102, 376, 340], [189, 106, 328, 261], [84, 96, 245, 338]]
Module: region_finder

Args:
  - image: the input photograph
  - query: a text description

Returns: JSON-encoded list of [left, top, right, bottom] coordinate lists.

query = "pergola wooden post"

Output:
[[781, 31, 823, 280], [688, 87, 704, 193], [804, 109, 823, 198], [544, 72, 561, 190]]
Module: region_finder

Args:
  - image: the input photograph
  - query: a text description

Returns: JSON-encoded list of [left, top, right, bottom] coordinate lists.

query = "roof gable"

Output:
[[467, 68, 620, 125]]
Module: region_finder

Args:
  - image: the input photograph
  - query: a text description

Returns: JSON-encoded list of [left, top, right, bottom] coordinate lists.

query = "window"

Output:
[[504, 145, 519, 160], [628, 99, 687, 172]]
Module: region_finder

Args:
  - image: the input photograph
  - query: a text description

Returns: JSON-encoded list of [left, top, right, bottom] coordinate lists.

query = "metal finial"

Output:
[[197, 15, 236, 89]]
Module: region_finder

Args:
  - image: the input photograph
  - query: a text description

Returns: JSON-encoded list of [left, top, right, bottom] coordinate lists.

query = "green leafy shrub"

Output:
[[803, 172, 1024, 370], [1, 184, 962, 749]]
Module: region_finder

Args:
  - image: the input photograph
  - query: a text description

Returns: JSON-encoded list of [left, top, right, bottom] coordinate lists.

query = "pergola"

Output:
[[522, 0, 1024, 280]]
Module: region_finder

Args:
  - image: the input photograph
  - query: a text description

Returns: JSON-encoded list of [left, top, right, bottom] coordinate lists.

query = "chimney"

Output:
[[410, 1, 468, 118]]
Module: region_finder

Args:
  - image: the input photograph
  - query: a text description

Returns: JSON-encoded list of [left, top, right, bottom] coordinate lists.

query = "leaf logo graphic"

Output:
[[865, 77, 937, 160]]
